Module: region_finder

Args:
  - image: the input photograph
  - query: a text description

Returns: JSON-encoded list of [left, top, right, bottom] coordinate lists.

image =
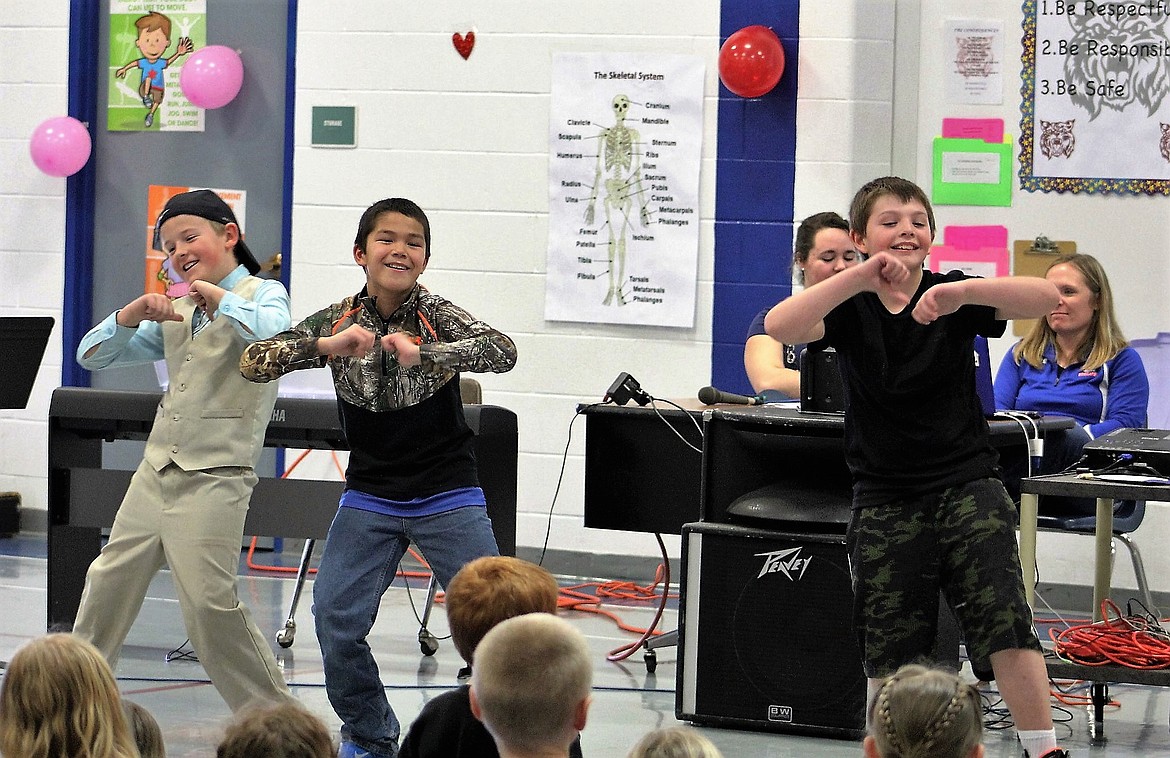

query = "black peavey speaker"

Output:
[[677, 522, 961, 739], [677, 522, 866, 739]]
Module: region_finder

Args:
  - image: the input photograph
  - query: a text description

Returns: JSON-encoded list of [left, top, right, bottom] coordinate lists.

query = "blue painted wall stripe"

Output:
[[712, 2, 799, 396], [62, 0, 99, 387]]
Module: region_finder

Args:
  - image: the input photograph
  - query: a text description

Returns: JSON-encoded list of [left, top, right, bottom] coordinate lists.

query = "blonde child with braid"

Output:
[[865, 664, 984, 758], [627, 725, 724, 758]]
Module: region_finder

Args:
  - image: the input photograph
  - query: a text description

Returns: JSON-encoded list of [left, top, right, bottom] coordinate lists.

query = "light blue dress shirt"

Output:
[[77, 266, 291, 369]]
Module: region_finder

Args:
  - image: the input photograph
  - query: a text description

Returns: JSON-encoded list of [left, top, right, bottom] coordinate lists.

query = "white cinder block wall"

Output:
[[0, 3, 69, 514], [5, 1, 1167, 595]]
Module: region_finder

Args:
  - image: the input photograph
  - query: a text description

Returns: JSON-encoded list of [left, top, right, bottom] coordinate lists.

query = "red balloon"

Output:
[[718, 25, 786, 98]]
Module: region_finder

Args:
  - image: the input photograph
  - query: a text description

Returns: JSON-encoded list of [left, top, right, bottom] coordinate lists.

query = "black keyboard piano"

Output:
[[47, 387, 517, 628]]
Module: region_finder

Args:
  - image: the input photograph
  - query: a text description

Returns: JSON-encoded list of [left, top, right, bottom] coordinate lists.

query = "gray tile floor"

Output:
[[1, 534, 1169, 757]]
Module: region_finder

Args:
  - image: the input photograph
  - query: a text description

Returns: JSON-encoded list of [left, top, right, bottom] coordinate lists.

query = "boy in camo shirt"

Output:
[[240, 197, 517, 758]]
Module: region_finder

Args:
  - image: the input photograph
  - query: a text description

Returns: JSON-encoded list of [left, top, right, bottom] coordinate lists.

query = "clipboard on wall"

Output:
[[1011, 237, 1076, 337]]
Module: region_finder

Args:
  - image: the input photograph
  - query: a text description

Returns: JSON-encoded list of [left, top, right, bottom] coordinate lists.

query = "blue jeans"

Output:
[[313, 505, 499, 758]]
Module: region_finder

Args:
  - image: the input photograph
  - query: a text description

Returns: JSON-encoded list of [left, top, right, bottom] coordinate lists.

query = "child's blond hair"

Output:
[[626, 725, 724, 758], [0, 633, 139, 758], [867, 664, 983, 758]]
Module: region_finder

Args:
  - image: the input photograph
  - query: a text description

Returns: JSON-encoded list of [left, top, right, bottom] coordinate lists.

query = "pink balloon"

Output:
[[180, 45, 244, 109], [29, 116, 92, 177]]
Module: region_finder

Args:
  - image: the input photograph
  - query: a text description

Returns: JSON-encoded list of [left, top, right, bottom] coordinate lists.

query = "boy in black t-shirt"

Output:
[[765, 177, 1067, 758]]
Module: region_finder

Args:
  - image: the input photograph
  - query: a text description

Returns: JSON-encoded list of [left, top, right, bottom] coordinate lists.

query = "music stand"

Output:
[[0, 316, 53, 670], [0, 316, 54, 410]]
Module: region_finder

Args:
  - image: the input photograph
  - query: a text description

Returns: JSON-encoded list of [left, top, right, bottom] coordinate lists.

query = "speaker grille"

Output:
[[678, 523, 866, 738]]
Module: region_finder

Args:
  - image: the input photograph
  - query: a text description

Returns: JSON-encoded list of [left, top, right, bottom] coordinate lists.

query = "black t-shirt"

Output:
[[339, 377, 480, 500], [822, 269, 1006, 507], [399, 685, 585, 758]]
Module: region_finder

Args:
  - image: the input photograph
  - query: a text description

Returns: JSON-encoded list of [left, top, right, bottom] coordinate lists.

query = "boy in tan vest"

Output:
[[74, 189, 292, 711]]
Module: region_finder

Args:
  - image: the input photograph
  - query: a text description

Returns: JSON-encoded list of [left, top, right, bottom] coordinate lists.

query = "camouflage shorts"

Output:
[[847, 477, 1041, 678]]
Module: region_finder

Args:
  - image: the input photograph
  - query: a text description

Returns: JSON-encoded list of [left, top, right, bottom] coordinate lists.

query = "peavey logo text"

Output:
[[755, 547, 811, 580]]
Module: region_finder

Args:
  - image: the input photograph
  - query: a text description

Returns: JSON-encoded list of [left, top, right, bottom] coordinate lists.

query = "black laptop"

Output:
[[0, 316, 54, 409]]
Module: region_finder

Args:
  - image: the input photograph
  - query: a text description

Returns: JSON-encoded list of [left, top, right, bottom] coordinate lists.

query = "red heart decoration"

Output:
[[452, 31, 475, 60]]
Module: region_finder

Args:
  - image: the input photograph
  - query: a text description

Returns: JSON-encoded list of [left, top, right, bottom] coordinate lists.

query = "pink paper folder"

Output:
[[942, 118, 1005, 144], [929, 245, 1009, 278], [943, 225, 1008, 251]]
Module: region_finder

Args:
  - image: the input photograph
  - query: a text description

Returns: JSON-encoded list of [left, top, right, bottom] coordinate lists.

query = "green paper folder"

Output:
[[931, 136, 1012, 207]]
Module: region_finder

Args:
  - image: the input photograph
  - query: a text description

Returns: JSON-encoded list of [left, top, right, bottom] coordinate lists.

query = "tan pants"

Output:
[[73, 460, 290, 711]]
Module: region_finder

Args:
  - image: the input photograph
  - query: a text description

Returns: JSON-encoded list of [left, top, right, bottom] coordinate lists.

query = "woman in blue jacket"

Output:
[[996, 253, 1148, 514]]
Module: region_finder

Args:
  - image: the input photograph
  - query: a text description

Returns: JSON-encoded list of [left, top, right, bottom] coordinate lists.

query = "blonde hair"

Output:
[[867, 664, 983, 758], [0, 633, 139, 758], [472, 613, 592, 753], [627, 725, 724, 758], [1013, 253, 1127, 371]]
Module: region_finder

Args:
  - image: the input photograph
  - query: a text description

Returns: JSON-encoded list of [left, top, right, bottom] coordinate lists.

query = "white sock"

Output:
[[1017, 728, 1058, 757], [865, 678, 884, 731]]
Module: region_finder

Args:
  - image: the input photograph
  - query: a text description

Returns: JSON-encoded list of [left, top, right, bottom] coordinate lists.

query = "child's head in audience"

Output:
[[123, 698, 166, 758], [216, 700, 334, 758], [470, 613, 592, 757], [446, 555, 560, 665], [626, 725, 724, 758], [865, 663, 984, 758], [0, 633, 139, 758]]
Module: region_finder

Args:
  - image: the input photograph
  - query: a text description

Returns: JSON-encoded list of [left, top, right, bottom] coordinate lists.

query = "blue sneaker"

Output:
[[338, 742, 371, 758]]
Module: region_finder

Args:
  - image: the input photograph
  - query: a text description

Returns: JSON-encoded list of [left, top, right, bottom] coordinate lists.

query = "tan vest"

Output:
[[143, 276, 278, 472]]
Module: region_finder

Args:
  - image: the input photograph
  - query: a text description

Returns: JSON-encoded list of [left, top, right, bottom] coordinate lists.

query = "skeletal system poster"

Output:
[[545, 53, 704, 326]]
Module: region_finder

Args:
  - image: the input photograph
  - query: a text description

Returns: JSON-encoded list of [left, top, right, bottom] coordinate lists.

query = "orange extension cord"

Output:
[[1051, 599, 1170, 670], [430, 558, 676, 662]]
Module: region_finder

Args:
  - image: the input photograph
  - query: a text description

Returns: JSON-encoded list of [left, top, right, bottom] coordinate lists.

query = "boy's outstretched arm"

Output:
[[239, 305, 338, 382], [912, 276, 1059, 325], [765, 253, 911, 345], [412, 301, 518, 375], [77, 293, 183, 367], [167, 37, 194, 65]]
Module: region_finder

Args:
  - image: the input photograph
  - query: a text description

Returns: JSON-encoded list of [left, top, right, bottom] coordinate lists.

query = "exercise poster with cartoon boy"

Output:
[[108, 1, 206, 132]]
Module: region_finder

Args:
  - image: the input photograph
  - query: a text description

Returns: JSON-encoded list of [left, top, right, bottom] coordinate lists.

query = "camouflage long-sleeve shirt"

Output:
[[239, 284, 517, 411]]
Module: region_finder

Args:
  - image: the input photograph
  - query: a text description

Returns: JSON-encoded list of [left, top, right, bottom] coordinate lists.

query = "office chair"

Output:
[[275, 377, 484, 654], [1035, 499, 1157, 617]]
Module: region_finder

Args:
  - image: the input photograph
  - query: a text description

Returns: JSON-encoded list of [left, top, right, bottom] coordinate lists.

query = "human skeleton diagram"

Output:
[[584, 95, 650, 306]]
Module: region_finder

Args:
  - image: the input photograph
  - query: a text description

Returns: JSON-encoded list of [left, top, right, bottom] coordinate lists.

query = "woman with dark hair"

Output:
[[743, 211, 858, 399]]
